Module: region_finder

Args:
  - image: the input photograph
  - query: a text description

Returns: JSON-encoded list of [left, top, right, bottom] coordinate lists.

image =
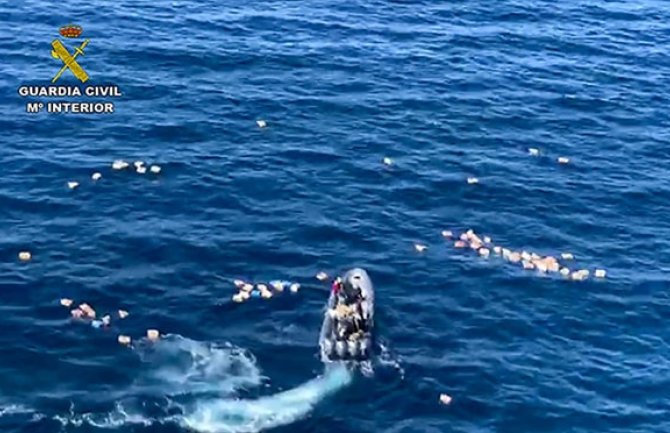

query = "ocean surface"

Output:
[[1, 1, 670, 432]]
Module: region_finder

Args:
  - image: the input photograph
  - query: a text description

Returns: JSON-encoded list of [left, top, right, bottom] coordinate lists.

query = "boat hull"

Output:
[[319, 268, 375, 362]]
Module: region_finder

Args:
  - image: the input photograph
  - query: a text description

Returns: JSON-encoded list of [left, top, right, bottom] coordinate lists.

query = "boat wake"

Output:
[[46, 334, 352, 433]]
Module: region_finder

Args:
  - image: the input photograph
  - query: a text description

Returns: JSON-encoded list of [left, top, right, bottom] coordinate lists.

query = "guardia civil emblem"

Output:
[[51, 24, 90, 83]]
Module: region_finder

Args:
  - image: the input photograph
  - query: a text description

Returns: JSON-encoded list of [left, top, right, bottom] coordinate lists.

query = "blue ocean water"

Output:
[[1, 0, 670, 432]]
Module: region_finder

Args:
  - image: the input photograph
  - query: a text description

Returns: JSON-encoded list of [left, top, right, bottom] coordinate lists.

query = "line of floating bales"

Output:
[[112, 159, 162, 174], [448, 229, 606, 280], [59, 297, 160, 347], [231, 278, 301, 303], [230, 271, 337, 303], [414, 230, 606, 281], [66, 160, 162, 190]]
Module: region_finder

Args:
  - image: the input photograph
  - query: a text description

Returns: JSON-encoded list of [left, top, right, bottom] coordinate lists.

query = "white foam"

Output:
[[377, 342, 405, 380], [53, 402, 153, 429], [132, 334, 264, 396], [0, 404, 32, 417], [182, 364, 352, 433]]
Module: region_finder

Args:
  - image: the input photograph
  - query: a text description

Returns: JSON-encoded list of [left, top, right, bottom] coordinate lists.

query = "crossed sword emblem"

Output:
[[51, 39, 90, 83]]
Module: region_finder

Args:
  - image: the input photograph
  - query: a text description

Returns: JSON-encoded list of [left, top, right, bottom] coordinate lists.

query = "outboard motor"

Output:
[[359, 338, 370, 358], [347, 340, 358, 358], [335, 340, 347, 358]]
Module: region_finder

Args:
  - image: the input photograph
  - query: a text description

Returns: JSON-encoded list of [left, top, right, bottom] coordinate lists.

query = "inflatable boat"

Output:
[[319, 268, 375, 362]]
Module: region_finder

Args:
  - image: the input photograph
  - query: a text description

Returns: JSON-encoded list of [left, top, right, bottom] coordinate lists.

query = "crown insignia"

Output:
[[59, 24, 82, 38]]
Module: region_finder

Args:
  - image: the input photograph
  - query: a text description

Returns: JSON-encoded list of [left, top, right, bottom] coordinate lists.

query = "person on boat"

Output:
[[331, 277, 342, 296], [331, 275, 368, 338], [339, 275, 363, 305]]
